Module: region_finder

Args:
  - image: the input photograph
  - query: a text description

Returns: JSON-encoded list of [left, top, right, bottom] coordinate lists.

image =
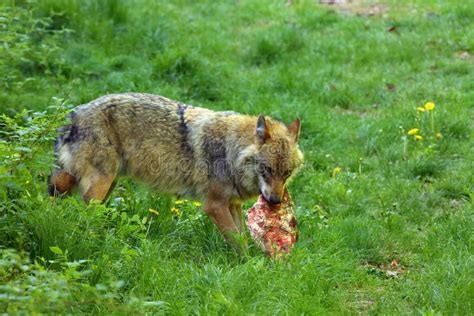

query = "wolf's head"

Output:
[[253, 116, 303, 204]]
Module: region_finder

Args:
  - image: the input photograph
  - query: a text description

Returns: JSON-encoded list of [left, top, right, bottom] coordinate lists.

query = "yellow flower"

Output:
[[175, 199, 187, 205], [193, 201, 202, 207], [414, 135, 423, 141], [424, 102, 435, 111], [417, 107, 426, 113], [148, 208, 159, 216], [407, 128, 419, 135], [436, 132, 443, 139], [332, 167, 342, 177], [171, 207, 182, 217]]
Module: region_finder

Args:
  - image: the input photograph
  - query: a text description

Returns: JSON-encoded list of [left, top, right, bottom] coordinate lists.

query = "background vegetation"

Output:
[[1, 0, 473, 314]]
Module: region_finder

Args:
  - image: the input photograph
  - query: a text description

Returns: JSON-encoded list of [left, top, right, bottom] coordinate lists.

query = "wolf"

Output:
[[49, 93, 303, 250]]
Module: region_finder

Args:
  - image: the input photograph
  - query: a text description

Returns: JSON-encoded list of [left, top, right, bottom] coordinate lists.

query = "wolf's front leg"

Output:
[[230, 202, 244, 233], [204, 194, 246, 252]]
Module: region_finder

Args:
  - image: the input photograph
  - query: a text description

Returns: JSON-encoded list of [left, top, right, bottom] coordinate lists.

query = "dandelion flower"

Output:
[[332, 167, 342, 177], [424, 102, 435, 111], [193, 201, 202, 207], [171, 207, 182, 217], [408, 128, 419, 135], [414, 135, 423, 141], [148, 208, 159, 216], [417, 107, 426, 113], [175, 199, 186, 205], [436, 132, 443, 139]]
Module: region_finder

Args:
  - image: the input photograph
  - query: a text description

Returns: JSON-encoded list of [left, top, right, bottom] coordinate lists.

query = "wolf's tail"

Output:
[[48, 114, 77, 197]]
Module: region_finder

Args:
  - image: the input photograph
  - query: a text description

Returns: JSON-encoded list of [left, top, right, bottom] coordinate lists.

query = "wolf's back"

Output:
[[51, 93, 221, 197]]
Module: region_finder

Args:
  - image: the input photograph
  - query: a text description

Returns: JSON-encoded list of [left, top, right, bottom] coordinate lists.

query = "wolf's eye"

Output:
[[264, 165, 273, 175], [262, 165, 272, 176]]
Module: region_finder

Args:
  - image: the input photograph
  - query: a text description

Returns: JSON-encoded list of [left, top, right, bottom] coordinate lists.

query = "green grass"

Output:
[[1, 0, 473, 314]]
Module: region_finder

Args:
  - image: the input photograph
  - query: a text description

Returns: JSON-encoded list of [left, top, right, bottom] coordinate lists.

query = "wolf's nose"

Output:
[[268, 195, 282, 205]]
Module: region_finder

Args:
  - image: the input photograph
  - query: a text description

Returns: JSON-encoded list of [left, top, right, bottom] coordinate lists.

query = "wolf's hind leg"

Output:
[[73, 141, 120, 204], [48, 169, 77, 197], [104, 180, 117, 202], [79, 173, 117, 204]]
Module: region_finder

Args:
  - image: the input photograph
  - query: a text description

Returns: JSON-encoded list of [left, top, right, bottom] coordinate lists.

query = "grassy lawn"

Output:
[[1, 0, 473, 314]]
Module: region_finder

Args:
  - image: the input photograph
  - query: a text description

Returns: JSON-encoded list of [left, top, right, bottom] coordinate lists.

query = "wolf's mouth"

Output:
[[259, 189, 268, 201], [259, 189, 281, 206]]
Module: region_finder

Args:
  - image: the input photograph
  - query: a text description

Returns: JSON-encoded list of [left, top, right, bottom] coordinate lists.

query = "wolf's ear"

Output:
[[256, 115, 270, 144], [287, 118, 301, 142]]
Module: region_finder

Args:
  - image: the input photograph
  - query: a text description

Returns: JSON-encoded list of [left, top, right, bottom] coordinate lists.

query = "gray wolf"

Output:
[[49, 93, 303, 250]]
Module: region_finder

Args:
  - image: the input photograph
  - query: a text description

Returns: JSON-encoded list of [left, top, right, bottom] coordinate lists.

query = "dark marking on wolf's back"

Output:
[[53, 112, 77, 159], [103, 107, 125, 157], [54, 112, 79, 143], [64, 124, 80, 143], [58, 111, 81, 144], [202, 136, 232, 180], [177, 103, 194, 158]]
